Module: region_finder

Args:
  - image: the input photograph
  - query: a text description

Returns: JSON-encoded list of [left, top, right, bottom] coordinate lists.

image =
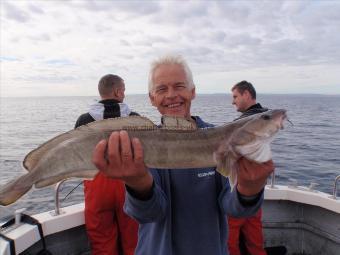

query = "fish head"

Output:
[[214, 109, 286, 187], [234, 109, 286, 144], [232, 109, 287, 162]]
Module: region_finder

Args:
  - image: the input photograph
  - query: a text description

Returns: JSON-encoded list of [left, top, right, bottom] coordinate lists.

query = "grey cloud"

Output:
[[43, 59, 75, 66], [116, 53, 135, 60], [10, 36, 21, 43], [295, 72, 314, 80], [166, 2, 208, 22], [90, 57, 133, 71], [214, 2, 251, 24], [115, 2, 161, 15], [15, 74, 77, 83], [149, 2, 208, 25], [94, 24, 113, 33], [120, 40, 131, 46], [211, 31, 226, 43], [281, 1, 308, 14], [27, 33, 51, 42], [258, 39, 301, 64], [262, 26, 284, 41], [212, 1, 340, 67], [102, 62, 130, 72], [154, 45, 217, 65], [285, 3, 340, 64], [130, 34, 171, 48], [3, 1, 30, 23], [56, 28, 72, 37], [28, 4, 44, 15], [74, 0, 161, 15], [4, 0, 340, 77], [148, 35, 171, 45], [243, 36, 338, 68], [134, 38, 152, 47], [224, 34, 262, 48]]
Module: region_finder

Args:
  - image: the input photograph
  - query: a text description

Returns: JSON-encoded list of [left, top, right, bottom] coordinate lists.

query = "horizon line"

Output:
[[1, 92, 340, 98]]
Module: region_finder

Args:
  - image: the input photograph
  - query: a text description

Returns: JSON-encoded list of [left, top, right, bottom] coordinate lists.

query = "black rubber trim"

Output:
[[0, 214, 50, 254], [0, 220, 16, 255], [21, 214, 47, 250]]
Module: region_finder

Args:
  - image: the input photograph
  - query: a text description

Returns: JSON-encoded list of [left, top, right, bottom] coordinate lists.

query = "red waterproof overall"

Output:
[[84, 172, 138, 255], [228, 209, 266, 255]]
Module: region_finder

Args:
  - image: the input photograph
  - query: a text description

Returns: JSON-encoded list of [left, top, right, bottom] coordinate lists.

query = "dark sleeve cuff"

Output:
[[237, 188, 264, 207], [125, 181, 155, 201]]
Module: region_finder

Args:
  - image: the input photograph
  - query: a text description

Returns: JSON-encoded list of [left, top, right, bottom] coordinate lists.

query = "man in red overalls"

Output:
[[228, 210, 265, 255], [75, 74, 138, 255], [228, 80, 268, 255]]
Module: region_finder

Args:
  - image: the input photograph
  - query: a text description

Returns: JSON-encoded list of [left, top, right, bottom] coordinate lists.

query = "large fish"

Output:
[[0, 109, 286, 206]]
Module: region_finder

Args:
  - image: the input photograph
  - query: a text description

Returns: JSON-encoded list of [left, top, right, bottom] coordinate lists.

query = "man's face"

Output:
[[149, 64, 195, 118], [116, 82, 126, 102], [232, 88, 250, 112]]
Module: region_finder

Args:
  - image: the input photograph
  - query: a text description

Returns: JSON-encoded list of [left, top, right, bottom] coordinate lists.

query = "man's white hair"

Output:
[[148, 54, 195, 93]]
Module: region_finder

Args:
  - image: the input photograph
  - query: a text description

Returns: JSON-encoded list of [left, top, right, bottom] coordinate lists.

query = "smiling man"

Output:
[[148, 59, 195, 119], [92, 55, 274, 255]]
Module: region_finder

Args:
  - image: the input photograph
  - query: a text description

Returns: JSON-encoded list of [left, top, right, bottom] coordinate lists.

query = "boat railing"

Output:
[[52, 179, 67, 216], [269, 170, 338, 196], [51, 173, 339, 216], [270, 170, 276, 188], [332, 175, 340, 200]]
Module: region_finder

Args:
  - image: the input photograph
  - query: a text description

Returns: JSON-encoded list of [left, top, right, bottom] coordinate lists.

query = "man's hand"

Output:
[[236, 157, 274, 196], [92, 130, 153, 197]]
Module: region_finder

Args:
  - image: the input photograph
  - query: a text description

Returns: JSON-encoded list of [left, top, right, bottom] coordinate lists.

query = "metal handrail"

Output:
[[270, 170, 276, 188], [53, 179, 67, 215], [332, 175, 340, 200]]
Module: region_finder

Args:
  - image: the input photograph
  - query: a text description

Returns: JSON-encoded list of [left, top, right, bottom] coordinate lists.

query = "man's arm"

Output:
[[236, 157, 274, 196], [219, 158, 273, 217]]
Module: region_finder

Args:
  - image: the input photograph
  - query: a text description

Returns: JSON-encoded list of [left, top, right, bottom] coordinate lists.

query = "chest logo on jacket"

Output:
[[197, 171, 215, 178]]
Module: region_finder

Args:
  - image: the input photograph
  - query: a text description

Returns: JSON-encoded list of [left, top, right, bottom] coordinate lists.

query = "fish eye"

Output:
[[262, 114, 271, 120]]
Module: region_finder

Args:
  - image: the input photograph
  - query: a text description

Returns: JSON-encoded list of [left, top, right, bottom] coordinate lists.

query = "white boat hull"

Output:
[[1, 185, 339, 255]]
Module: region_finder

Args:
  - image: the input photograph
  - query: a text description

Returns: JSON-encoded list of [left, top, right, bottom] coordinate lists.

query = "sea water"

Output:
[[0, 94, 340, 218]]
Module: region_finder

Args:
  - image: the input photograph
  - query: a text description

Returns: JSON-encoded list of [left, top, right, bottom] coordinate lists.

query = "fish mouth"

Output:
[[271, 109, 287, 130]]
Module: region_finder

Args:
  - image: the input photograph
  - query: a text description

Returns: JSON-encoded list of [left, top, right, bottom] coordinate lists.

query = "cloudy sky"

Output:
[[1, 0, 340, 97]]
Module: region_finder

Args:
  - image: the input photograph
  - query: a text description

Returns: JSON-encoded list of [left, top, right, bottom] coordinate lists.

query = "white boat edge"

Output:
[[264, 184, 340, 213], [0, 184, 339, 255]]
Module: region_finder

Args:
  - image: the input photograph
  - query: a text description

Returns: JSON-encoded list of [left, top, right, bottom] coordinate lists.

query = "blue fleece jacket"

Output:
[[124, 116, 263, 255]]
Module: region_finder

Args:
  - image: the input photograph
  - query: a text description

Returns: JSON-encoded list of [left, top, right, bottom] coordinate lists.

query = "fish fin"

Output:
[[23, 116, 156, 172], [214, 148, 238, 173], [213, 140, 239, 188], [0, 173, 33, 206], [229, 165, 238, 191], [161, 116, 197, 130], [85, 116, 157, 131], [35, 170, 98, 188]]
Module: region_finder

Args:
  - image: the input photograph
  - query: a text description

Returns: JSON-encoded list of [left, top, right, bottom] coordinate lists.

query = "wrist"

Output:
[[237, 188, 263, 207], [125, 172, 154, 199], [236, 183, 263, 196]]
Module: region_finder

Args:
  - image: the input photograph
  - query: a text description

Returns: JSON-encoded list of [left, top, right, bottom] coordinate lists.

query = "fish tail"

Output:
[[0, 174, 33, 206]]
